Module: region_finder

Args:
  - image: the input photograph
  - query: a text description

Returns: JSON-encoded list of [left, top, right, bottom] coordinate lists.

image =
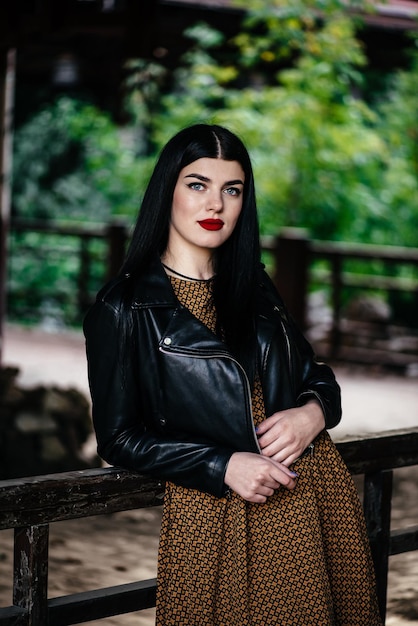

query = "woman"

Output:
[[84, 124, 382, 625]]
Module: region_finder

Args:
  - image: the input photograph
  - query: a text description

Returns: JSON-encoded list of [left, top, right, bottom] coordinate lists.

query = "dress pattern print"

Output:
[[156, 276, 382, 626]]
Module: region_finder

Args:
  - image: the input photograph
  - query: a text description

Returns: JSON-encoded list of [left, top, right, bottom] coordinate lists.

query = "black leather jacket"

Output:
[[84, 256, 341, 498]]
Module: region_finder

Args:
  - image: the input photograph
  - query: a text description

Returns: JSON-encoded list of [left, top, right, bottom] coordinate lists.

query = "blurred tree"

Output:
[[12, 0, 418, 245], [124, 5, 387, 241], [375, 39, 418, 247], [10, 1, 418, 327], [12, 97, 144, 222]]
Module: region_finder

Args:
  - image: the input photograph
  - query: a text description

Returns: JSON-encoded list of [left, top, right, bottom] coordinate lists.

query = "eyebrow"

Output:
[[184, 173, 244, 186]]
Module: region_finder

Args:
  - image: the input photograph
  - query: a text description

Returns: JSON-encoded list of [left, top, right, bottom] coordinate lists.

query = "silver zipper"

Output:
[[159, 345, 261, 452], [275, 306, 292, 377]]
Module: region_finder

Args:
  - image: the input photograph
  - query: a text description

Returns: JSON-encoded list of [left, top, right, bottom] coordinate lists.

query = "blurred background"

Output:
[[0, 2, 417, 623], [1, 0, 417, 475]]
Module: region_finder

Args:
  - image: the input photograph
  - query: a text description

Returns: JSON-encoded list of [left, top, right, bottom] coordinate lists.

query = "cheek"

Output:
[[230, 202, 243, 228], [170, 192, 187, 225], [171, 188, 195, 219]]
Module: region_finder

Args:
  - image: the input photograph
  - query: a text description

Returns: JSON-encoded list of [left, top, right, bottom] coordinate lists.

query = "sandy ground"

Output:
[[1, 323, 418, 625]]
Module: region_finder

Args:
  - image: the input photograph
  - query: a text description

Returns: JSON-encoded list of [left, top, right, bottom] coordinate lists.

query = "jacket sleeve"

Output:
[[260, 270, 342, 429], [83, 298, 233, 498], [289, 318, 342, 429]]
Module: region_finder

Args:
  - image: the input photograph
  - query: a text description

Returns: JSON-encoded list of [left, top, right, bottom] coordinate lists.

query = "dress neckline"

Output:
[[161, 262, 215, 283]]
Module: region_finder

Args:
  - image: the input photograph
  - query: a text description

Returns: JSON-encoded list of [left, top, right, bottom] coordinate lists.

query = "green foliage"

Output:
[[374, 39, 418, 247], [132, 10, 390, 242], [12, 97, 145, 222], [11, 97, 149, 325], [8, 229, 111, 326], [232, 0, 368, 73], [13, 4, 418, 247], [9, 2, 418, 327]]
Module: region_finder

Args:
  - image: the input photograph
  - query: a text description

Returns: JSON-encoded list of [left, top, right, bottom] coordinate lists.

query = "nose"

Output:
[[206, 189, 223, 212]]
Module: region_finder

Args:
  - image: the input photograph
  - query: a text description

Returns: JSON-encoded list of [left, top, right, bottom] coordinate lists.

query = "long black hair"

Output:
[[122, 124, 261, 372]]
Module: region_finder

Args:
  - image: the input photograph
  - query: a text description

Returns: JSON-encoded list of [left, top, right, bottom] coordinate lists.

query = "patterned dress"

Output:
[[156, 276, 382, 626]]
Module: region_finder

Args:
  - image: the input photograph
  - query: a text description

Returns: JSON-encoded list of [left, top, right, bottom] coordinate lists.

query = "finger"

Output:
[[260, 434, 294, 459], [264, 446, 290, 462], [258, 426, 294, 451], [248, 484, 275, 503], [257, 433, 276, 450], [258, 485, 275, 497], [269, 463, 298, 484], [266, 473, 296, 491], [262, 478, 281, 491], [255, 420, 272, 435], [259, 440, 283, 457], [255, 414, 280, 435], [255, 495, 268, 504], [247, 492, 268, 504], [273, 452, 299, 467], [275, 460, 298, 477]]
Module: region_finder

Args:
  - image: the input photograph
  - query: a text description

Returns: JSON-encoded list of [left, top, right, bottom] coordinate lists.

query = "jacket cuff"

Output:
[[296, 390, 330, 429], [209, 450, 234, 498]]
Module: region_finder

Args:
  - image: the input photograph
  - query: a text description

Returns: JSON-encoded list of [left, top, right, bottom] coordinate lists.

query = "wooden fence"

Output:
[[10, 220, 418, 336], [0, 428, 417, 625], [9, 219, 128, 318], [266, 228, 418, 366]]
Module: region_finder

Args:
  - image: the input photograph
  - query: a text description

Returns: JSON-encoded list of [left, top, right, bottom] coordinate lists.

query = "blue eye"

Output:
[[225, 187, 241, 196], [188, 182, 205, 191]]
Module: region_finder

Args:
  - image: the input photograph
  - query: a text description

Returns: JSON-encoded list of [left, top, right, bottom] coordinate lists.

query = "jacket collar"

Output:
[[130, 254, 180, 309]]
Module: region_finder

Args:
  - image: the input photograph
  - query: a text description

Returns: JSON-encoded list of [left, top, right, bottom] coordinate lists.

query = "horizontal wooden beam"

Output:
[[0, 605, 27, 626], [48, 579, 157, 626], [0, 430, 417, 528], [0, 468, 164, 529], [336, 428, 418, 474], [390, 526, 418, 555]]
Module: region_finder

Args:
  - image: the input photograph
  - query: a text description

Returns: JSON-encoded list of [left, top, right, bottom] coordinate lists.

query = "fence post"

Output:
[[330, 254, 343, 359], [13, 524, 50, 625], [78, 236, 91, 315], [0, 48, 15, 365], [363, 469, 393, 623], [273, 228, 310, 329], [106, 222, 129, 280]]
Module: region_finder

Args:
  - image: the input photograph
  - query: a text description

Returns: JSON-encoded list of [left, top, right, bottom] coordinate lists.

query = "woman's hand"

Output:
[[256, 400, 325, 466], [224, 451, 298, 503]]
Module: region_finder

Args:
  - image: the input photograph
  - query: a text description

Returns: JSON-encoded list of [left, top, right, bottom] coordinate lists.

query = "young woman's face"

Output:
[[168, 157, 245, 257]]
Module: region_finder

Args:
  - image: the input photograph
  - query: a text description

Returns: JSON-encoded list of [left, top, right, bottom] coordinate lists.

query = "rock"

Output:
[[345, 295, 391, 323], [0, 366, 100, 479]]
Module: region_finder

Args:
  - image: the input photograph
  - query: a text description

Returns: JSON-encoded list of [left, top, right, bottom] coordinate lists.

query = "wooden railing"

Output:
[[263, 227, 418, 328], [0, 428, 417, 625], [9, 218, 129, 317], [8, 219, 418, 365], [264, 228, 418, 366]]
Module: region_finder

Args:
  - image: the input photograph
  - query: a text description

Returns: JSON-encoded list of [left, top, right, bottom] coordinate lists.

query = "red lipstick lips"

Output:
[[198, 219, 224, 231]]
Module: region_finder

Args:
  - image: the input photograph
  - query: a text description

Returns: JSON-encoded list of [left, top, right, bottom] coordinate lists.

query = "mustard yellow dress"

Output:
[[156, 276, 382, 626]]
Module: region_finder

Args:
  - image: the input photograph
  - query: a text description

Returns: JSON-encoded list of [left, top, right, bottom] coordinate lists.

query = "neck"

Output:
[[161, 250, 215, 281]]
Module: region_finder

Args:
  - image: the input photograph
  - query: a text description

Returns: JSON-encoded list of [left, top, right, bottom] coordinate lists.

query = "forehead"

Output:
[[179, 158, 245, 181]]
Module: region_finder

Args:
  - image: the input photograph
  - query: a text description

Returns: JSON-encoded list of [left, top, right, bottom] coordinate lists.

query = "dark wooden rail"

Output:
[[264, 228, 418, 366], [263, 227, 418, 326], [0, 428, 417, 625], [11, 219, 418, 312], [10, 218, 129, 317], [9, 219, 418, 367]]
